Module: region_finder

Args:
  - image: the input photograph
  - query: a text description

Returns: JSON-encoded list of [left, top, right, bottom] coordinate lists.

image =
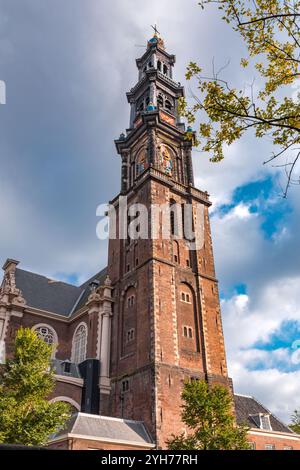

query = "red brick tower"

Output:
[[106, 31, 230, 448]]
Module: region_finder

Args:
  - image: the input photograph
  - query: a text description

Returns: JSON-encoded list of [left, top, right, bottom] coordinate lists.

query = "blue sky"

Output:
[[0, 0, 300, 423]]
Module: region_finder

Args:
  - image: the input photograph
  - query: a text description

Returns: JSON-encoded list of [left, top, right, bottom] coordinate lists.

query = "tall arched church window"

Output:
[[33, 324, 58, 359], [71, 323, 87, 364]]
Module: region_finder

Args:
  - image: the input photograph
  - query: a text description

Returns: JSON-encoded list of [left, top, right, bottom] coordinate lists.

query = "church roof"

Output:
[[234, 393, 293, 434], [52, 412, 154, 448], [13, 266, 108, 317], [74, 266, 108, 312]]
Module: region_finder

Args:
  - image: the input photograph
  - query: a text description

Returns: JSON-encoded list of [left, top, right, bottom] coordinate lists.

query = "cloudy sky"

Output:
[[0, 0, 300, 423]]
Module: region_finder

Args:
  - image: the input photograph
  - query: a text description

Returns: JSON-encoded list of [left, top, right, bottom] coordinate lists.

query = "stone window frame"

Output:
[[71, 322, 88, 365], [32, 323, 58, 359]]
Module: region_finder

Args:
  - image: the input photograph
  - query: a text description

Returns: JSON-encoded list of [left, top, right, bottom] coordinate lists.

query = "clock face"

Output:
[[160, 111, 175, 127]]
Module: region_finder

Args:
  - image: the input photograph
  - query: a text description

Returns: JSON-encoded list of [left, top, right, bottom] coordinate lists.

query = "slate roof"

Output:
[[53, 413, 154, 447], [234, 394, 293, 434], [74, 267, 108, 312], [13, 266, 108, 317]]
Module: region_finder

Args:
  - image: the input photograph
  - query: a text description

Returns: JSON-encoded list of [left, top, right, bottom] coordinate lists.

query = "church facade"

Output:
[[0, 32, 299, 450]]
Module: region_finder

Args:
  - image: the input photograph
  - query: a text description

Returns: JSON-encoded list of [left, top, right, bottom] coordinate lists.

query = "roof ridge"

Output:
[[76, 412, 145, 425], [234, 393, 254, 399]]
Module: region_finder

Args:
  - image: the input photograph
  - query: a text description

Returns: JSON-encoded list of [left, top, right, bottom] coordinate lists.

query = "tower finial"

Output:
[[151, 24, 160, 37]]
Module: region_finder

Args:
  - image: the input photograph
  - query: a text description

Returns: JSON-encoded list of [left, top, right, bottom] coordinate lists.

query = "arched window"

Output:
[[33, 324, 58, 358], [157, 60, 162, 71], [157, 94, 164, 107], [173, 240, 180, 264], [165, 100, 172, 112], [71, 323, 87, 364], [163, 64, 168, 75]]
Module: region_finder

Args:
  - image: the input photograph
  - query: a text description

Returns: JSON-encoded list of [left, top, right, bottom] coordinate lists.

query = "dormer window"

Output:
[[250, 413, 272, 430]]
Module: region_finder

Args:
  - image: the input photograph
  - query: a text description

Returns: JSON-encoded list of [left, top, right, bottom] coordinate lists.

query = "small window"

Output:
[[163, 64, 168, 75], [265, 444, 275, 450], [183, 326, 188, 337], [181, 292, 185, 301], [188, 327, 193, 338], [186, 294, 190, 303], [157, 60, 162, 71], [135, 258, 139, 266], [127, 264, 130, 273], [126, 328, 135, 343], [186, 259, 190, 267], [122, 379, 129, 393], [174, 255, 178, 263]]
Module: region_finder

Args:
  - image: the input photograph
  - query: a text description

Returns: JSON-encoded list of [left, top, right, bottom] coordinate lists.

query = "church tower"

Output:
[[105, 30, 231, 448]]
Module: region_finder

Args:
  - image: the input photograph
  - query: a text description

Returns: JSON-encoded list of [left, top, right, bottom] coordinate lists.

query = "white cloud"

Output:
[[232, 365, 300, 423]]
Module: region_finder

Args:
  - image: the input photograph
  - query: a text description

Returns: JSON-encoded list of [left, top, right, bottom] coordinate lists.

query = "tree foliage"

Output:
[[289, 409, 300, 433], [167, 380, 250, 450], [180, 0, 300, 196], [0, 327, 71, 446]]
